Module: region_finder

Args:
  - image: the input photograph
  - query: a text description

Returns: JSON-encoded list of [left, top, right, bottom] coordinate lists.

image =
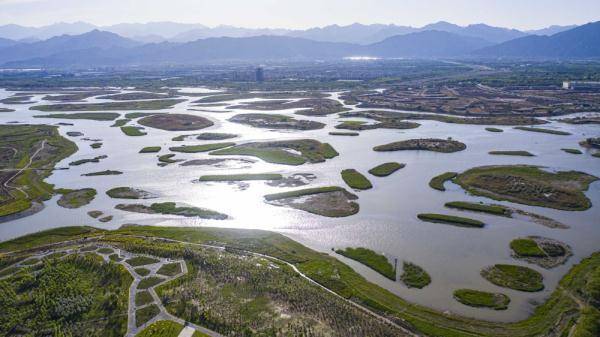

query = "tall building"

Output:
[[256, 67, 264, 82]]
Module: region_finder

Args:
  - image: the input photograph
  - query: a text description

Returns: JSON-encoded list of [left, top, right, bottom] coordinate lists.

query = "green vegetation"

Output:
[[374, 138, 466, 153], [121, 126, 147, 136], [156, 262, 182, 276], [0, 254, 131, 337], [265, 186, 345, 201], [514, 126, 572, 136], [429, 172, 458, 191], [30, 99, 185, 112], [562, 148, 583, 154], [102, 226, 600, 336], [264, 186, 359, 217], [125, 112, 163, 119], [98, 92, 173, 100], [0, 226, 104, 253], [56, 188, 97, 209], [0, 125, 77, 218], [417, 213, 485, 228], [455, 165, 598, 211], [489, 150, 535, 157], [486, 127, 504, 132], [510, 238, 546, 257], [135, 268, 151, 277], [97, 247, 114, 254], [126, 256, 159, 267], [329, 131, 359, 136], [138, 277, 165, 290], [138, 113, 213, 131], [116, 202, 228, 220], [481, 264, 544, 292], [69, 155, 107, 166], [453, 289, 510, 310], [107, 187, 156, 199], [229, 113, 325, 130], [135, 304, 160, 326], [135, 290, 154, 306], [136, 320, 183, 337], [140, 146, 161, 153], [368, 162, 405, 177], [33, 112, 120, 121], [196, 132, 238, 140], [445, 201, 511, 217], [158, 154, 180, 164], [169, 142, 235, 153], [341, 169, 373, 190], [509, 237, 571, 268], [90, 142, 102, 149], [110, 118, 130, 127], [198, 173, 283, 181], [82, 170, 123, 176], [210, 139, 338, 165], [336, 247, 395, 280], [400, 262, 431, 289]]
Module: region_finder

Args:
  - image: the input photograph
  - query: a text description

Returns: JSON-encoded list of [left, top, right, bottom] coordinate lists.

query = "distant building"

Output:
[[563, 81, 600, 90], [256, 67, 264, 82]]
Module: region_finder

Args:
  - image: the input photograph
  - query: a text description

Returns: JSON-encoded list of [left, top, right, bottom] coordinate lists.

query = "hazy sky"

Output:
[[1, 0, 599, 30]]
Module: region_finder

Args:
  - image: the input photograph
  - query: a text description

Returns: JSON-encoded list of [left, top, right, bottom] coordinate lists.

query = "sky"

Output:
[[0, 0, 599, 30]]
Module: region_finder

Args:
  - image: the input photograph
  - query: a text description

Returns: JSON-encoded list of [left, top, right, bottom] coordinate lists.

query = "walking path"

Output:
[[0, 235, 416, 337]]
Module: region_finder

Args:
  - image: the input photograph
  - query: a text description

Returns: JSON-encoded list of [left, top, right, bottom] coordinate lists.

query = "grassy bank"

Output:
[[336, 247, 396, 280], [417, 213, 485, 228]]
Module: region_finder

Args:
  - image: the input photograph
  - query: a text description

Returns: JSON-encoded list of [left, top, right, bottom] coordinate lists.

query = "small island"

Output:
[[374, 138, 466, 153], [481, 264, 544, 292]]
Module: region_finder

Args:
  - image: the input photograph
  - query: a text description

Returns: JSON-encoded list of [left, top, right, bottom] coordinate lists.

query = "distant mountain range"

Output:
[[475, 22, 600, 58], [0, 22, 598, 68], [0, 21, 578, 44]]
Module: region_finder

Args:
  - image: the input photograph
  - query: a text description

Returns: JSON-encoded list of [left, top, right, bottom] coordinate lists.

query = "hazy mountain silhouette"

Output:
[[474, 21, 600, 58]]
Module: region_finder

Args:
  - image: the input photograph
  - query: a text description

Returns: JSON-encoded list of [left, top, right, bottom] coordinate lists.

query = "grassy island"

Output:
[[210, 139, 338, 165], [562, 148, 583, 154], [30, 99, 185, 112], [445, 201, 511, 217], [336, 247, 396, 280], [34, 112, 120, 121], [265, 186, 359, 217], [107, 187, 156, 199], [56, 188, 97, 209], [374, 138, 466, 153], [199, 173, 283, 181], [514, 126, 571, 136], [510, 236, 572, 268], [368, 162, 405, 177], [341, 169, 373, 190], [139, 113, 213, 131], [169, 142, 235, 153], [400, 262, 431, 289], [116, 202, 228, 220], [417, 213, 485, 228], [429, 172, 458, 191], [120, 126, 147, 136], [140, 146, 161, 153], [229, 113, 325, 130], [485, 127, 504, 132], [455, 165, 598, 211], [453, 289, 510, 310], [489, 150, 535, 157], [481, 264, 544, 292]]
